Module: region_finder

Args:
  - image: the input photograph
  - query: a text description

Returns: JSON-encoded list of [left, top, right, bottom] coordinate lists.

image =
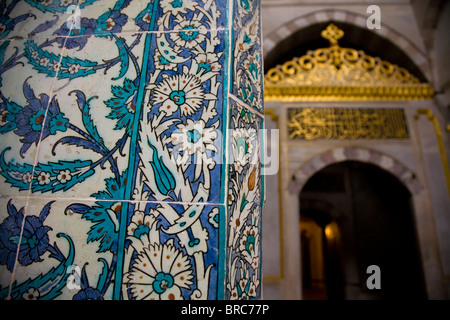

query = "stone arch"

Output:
[[263, 9, 431, 81], [289, 147, 423, 195]]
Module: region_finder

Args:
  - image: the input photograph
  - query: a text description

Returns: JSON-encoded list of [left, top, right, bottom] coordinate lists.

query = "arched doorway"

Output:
[[262, 19, 446, 299], [299, 161, 427, 300]]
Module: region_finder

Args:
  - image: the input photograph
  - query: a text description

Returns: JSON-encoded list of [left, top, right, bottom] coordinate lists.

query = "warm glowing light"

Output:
[[325, 225, 334, 239]]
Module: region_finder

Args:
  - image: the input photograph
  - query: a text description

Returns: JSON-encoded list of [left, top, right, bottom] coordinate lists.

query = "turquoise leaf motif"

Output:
[[0, 233, 75, 300], [81, 95, 107, 149], [240, 193, 249, 212], [112, 36, 130, 80], [239, 0, 255, 13], [81, 202, 120, 254], [105, 78, 137, 133], [24, 40, 97, 80], [0, 98, 22, 134], [32, 160, 95, 193], [75, 171, 128, 253], [24, 0, 98, 13], [134, 2, 153, 30], [0, 148, 34, 191], [243, 33, 252, 45]]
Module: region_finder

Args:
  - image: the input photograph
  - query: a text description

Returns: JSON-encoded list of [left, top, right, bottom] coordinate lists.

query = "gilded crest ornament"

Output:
[[321, 23, 344, 46]]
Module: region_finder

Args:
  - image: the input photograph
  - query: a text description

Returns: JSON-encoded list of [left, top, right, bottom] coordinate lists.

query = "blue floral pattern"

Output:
[[226, 99, 263, 300], [0, 0, 263, 300]]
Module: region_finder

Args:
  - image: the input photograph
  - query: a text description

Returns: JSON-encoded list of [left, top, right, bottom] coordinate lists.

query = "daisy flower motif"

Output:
[[41, 0, 52, 6], [57, 169, 72, 183], [160, 0, 198, 15], [126, 239, 194, 300], [171, 119, 218, 157], [52, 61, 61, 72], [152, 73, 205, 117], [22, 287, 40, 300], [37, 172, 51, 185], [170, 19, 207, 49], [67, 63, 80, 75], [60, 0, 73, 7], [30, 50, 39, 60], [22, 172, 32, 184]]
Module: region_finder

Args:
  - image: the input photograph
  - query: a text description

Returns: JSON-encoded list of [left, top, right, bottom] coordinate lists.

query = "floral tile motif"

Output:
[[143, 29, 226, 205], [0, 197, 224, 300], [1, 27, 226, 203], [0, 1, 74, 40], [1, 1, 228, 43], [0, 37, 65, 198], [153, 0, 228, 31], [0, 197, 110, 300], [1, 1, 144, 40], [225, 97, 263, 300], [0, 197, 28, 292], [30, 33, 145, 200], [231, 0, 264, 113], [0, 0, 263, 300], [123, 202, 223, 300]]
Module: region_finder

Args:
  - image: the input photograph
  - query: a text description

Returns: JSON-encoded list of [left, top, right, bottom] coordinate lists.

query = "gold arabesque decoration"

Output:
[[264, 24, 434, 101]]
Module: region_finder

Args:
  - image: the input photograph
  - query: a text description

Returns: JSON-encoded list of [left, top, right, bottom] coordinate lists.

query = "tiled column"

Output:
[[0, 0, 263, 300]]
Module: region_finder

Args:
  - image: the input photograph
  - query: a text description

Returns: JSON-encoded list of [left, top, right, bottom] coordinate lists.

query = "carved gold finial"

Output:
[[321, 23, 344, 46]]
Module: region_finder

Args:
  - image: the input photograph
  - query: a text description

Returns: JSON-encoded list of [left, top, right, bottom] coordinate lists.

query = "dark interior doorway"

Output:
[[299, 161, 427, 300]]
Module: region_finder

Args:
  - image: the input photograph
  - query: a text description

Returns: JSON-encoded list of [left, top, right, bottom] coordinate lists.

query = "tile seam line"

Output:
[[218, 0, 235, 300], [228, 93, 264, 118], [22, 195, 226, 207], [0, 27, 231, 42]]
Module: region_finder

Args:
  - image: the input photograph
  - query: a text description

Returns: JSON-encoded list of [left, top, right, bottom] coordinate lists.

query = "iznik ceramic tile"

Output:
[[0, 36, 67, 198], [231, 0, 264, 113], [0, 197, 28, 291], [0, 197, 223, 300], [225, 97, 263, 300], [0, 0, 263, 300]]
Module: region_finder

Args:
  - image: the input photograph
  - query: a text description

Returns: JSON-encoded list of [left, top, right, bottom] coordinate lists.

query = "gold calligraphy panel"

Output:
[[288, 108, 409, 140]]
